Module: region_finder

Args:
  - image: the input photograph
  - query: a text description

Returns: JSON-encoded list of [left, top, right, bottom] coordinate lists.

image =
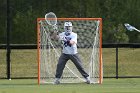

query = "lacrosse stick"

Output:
[[124, 23, 140, 32]]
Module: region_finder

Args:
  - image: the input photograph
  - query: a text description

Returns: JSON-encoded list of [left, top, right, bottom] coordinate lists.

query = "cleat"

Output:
[[53, 78, 60, 84], [85, 77, 90, 84]]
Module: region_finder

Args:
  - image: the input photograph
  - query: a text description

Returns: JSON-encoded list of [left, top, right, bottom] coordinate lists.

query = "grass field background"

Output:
[[0, 78, 140, 93], [0, 48, 140, 93], [0, 48, 140, 78]]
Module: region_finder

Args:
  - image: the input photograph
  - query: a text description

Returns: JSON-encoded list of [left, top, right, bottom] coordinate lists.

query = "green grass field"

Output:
[[0, 48, 140, 78], [0, 48, 140, 93], [0, 78, 140, 93]]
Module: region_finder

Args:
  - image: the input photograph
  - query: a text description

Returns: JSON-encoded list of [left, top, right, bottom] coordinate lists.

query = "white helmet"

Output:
[[64, 22, 72, 27], [64, 22, 73, 35]]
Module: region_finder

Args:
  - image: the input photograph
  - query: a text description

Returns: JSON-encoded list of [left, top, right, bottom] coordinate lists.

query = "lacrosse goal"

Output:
[[37, 18, 103, 84]]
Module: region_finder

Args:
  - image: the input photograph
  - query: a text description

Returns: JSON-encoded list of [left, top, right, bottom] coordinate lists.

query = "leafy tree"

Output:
[[0, 0, 7, 43], [0, 0, 140, 44], [113, 24, 129, 43]]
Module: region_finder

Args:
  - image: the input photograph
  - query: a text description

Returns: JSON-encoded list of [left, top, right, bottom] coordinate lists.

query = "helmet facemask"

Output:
[[64, 22, 72, 36]]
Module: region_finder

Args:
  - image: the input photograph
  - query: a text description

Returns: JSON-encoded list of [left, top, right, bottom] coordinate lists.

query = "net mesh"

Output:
[[37, 18, 102, 84]]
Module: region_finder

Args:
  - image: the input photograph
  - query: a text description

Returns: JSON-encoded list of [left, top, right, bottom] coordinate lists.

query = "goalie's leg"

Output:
[[54, 53, 69, 84], [70, 54, 90, 84]]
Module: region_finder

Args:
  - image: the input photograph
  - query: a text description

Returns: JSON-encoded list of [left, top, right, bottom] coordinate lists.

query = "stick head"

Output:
[[45, 12, 57, 26], [124, 23, 135, 31]]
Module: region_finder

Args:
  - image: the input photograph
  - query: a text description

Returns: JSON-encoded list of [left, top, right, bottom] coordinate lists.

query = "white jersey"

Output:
[[59, 32, 77, 54]]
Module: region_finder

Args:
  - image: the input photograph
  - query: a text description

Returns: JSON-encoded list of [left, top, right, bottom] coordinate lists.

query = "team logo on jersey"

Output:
[[63, 37, 71, 47]]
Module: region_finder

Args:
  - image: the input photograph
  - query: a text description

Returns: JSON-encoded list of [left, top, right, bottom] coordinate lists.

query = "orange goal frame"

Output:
[[37, 18, 103, 84]]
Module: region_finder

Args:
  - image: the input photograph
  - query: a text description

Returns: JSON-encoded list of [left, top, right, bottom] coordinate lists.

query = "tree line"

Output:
[[0, 0, 140, 44]]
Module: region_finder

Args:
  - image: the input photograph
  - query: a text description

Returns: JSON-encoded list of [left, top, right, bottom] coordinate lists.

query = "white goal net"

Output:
[[37, 18, 103, 84]]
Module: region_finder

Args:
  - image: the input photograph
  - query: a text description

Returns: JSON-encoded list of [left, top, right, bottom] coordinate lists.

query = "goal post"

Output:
[[37, 18, 103, 84]]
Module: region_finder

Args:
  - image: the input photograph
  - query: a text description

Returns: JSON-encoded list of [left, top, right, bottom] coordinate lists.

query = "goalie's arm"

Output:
[[51, 32, 76, 45], [50, 31, 60, 40], [69, 40, 76, 45], [69, 34, 77, 45]]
